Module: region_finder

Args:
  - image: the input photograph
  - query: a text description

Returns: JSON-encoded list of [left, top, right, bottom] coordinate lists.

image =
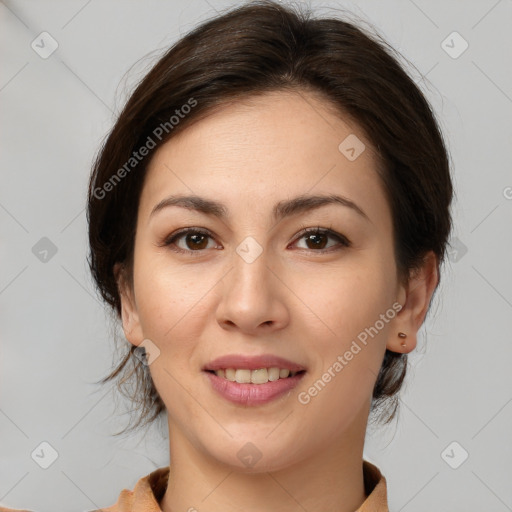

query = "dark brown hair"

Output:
[[87, 0, 453, 435]]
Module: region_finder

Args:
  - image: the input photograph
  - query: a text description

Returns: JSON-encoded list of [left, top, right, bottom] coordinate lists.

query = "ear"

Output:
[[387, 251, 439, 354], [114, 262, 144, 346]]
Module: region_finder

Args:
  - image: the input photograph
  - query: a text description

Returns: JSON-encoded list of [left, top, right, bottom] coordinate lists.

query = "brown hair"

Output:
[[87, 0, 453, 435]]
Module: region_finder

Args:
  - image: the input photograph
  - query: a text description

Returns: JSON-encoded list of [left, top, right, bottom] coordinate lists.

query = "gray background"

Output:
[[1, 0, 511, 510]]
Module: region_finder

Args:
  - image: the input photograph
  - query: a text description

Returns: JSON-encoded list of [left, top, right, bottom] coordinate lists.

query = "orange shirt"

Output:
[[0, 459, 388, 512]]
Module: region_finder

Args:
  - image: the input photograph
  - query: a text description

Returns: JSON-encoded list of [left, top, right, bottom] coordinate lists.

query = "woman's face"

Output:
[[119, 90, 409, 471]]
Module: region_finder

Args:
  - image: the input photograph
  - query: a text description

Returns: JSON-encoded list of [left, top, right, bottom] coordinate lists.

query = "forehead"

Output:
[[139, 90, 390, 227]]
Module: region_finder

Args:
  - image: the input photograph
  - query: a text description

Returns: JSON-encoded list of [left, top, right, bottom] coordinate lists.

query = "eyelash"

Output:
[[160, 225, 351, 255]]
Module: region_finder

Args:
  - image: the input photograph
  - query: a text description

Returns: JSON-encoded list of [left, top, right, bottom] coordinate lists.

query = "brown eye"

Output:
[[304, 232, 329, 250], [184, 233, 208, 250], [293, 227, 351, 252], [164, 228, 217, 253]]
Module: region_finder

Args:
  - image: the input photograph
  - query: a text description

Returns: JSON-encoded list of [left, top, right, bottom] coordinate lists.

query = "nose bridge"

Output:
[[230, 235, 273, 301], [216, 235, 288, 331]]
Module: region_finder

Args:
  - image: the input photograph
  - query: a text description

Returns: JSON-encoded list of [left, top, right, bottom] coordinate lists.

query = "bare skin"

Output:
[[116, 90, 438, 512]]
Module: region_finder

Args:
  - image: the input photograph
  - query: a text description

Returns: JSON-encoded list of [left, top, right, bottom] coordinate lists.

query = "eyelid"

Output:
[[160, 227, 218, 253], [161, 225, 351, 254], [291, 225, 351, 249], [163, 226, 213, 242]]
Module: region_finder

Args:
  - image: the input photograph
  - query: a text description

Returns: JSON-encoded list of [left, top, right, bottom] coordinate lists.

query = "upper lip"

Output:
[[203, 354, 306, 372]]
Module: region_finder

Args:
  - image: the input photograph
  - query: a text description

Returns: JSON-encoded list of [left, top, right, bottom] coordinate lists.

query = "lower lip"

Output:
[[204, 371, 305, 406]]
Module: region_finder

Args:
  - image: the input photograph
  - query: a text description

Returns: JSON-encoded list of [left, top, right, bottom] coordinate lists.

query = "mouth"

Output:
[[202, 354, 307, 406]]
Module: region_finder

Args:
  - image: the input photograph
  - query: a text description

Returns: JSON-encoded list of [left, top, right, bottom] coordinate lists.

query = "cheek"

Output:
[[294, 264, 394, 431], [295, 251, 396, 341], [132, 263, 209, 403], [290, 252, 396, 415], [132, 250, 224, 362]]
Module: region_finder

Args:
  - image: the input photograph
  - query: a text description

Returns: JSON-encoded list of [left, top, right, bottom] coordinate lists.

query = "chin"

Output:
[[202, 434, 302, 473]]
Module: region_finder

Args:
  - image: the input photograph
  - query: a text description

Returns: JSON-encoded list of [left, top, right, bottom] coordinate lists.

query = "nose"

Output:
[[215, 246, 290, 335]]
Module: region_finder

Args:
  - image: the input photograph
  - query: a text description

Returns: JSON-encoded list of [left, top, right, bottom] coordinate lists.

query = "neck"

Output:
[[160, 405, 370, 512]]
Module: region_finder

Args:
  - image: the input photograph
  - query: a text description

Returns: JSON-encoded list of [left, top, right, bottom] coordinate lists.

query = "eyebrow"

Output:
[[149, 193, 370, 223]]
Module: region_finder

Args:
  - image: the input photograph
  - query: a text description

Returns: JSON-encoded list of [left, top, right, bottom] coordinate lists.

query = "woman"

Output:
[[1, 1, 453, 510]]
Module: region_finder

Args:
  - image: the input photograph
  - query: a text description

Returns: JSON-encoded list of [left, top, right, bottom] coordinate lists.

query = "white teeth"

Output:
[[235, 369, 251, 383], [268, 367, 280, 381], [250, 368, 268, 384], [213, 367, 299, 384], [225, 368, 236, 381]]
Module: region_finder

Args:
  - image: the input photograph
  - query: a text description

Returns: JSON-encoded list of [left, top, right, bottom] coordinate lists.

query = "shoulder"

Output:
[[90, 466, 170, 511], [0, 466, 170, 512]]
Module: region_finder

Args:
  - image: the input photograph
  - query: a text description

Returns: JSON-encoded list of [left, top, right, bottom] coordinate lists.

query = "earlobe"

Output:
[[387, 251, 439, 354], [114, 262, 144, 346]]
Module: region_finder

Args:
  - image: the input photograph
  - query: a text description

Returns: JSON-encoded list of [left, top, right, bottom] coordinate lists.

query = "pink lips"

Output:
[[202, 354, 306, 406], [204, 371, 305, 406]]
